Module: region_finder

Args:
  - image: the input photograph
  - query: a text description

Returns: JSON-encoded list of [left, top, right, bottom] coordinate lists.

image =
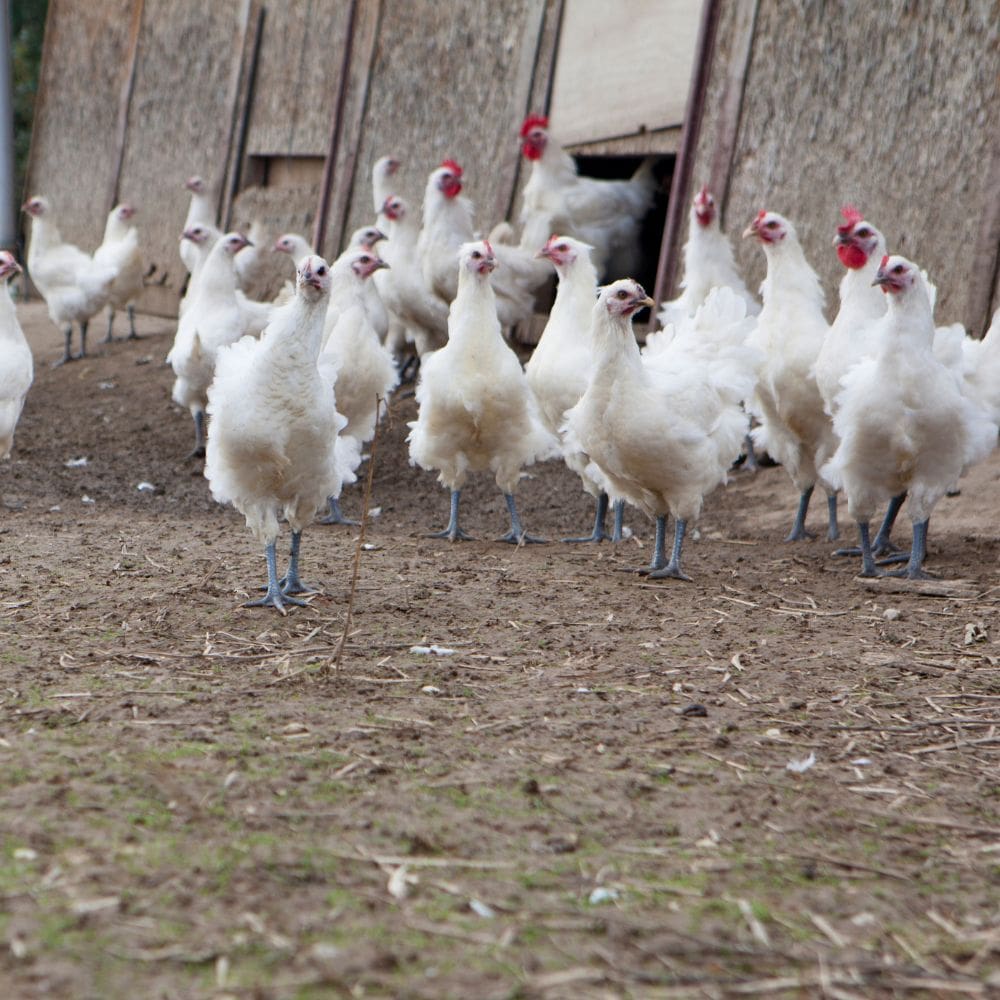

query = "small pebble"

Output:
[[883, 608, 901, 621]]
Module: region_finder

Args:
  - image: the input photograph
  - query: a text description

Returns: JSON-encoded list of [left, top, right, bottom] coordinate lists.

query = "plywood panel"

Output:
[[549, 0, 702, 145], [693, 0, 1000, 333], [25, 0, 136, 252], [245, 0, 352, 157], [339, 0, 548, 253], [115, 0, 254, 307]]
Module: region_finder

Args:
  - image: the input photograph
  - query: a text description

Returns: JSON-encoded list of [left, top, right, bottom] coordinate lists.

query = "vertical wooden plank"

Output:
[[706, 0, 758, 213], [107, 0, 144, 213], [651, 0, 721, 310], [313, 0, 360, 254], [221, 0, 265, 230]]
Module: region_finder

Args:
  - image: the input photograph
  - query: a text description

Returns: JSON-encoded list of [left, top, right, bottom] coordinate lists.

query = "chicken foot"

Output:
[[428, 489, 474, 542], [245, 541, 309, 614], [785, 485, 817, 541], [648, 518, 692, 582], [498, 493, 546, 545], [318, 496, 360, 526], [835, 492, 905, 559]]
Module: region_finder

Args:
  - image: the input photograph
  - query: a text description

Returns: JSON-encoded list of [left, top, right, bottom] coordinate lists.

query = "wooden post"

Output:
[[108, 0, 144, 212], [313, 0, 358, 256], [651, 0, 721, 317]]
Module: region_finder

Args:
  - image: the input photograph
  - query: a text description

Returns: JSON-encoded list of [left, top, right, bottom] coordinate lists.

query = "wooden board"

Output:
[[24, 0, 137, 252], [114, 0, 255, 311], [691, 0, 1000, 333], [244, 0, 353, 157], [338, 0, 549, 254], [548, 0, 703, 145]]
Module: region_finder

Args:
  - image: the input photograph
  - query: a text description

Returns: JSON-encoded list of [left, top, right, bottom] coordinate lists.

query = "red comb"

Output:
[[520, 114, 549, 138], [755, 209, 767, 222], [837, 204, 864, 235], [880, 255, 889, 269], [440, 159, 463, 177], [483, 239, 493, 256]]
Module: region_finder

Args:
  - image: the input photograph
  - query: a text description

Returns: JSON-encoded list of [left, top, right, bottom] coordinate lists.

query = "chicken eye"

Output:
[[765, 221, 779, 229], [617, 290, 628, 299], [471, 251, 481, 260], [317, 266, 327, 276], [892, 265, 905, 274], [557, 244, 568, 252], [857, 228, 871, 238]]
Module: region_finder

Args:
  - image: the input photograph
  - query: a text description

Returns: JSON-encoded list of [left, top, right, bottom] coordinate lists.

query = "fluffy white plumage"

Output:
[[94, 203, 145, 340], [564, 281, 757, 579], [167, 232, 254, 455], [524, 236, 603, 498], [0, 254, 33, 460], [813, 209, 888, 418], [408, 241, 555, 540], [518, 115, 657, 280], [744, 210, 838, 540], [821, 256, 997, 577], [317, 248, 398, 493], [22, 195, 115, 362], [377, 194, 450, 357], [179, 176, 214, 274], [206, 254, 350, 611], [372, 155, 402, 216], [658, 186, 759, 329], [417, 161, 549, 328]]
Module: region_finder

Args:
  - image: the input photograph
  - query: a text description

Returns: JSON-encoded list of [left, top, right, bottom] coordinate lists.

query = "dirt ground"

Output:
[[0, 300, 998, 999]]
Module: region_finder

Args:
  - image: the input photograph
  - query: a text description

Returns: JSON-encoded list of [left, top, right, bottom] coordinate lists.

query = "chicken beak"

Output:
[[834, 233, 850, 247], [871, 271, 888, 288], [741, 222, 757, 239], [638, 296, 655, 310], [372, 259, 390, 273]]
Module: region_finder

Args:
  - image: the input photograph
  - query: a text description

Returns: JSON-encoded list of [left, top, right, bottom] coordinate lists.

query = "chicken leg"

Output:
[[104, 310, 116, 344], [428, 489, 473, 542], [318, 496, 360, 526], [785, 485, 816, 541], [127, 304, 139, 340], [498, 493, 546, 545], [189, 410, 206, 459], [885, 519, 933, 580], [835, 492, 905, 560], [279, 531, 319, 595], [636, 515, 669, 574], [649, 518, 692, 581], [245, 541, 308, 614], [563, 493, 627, 544]]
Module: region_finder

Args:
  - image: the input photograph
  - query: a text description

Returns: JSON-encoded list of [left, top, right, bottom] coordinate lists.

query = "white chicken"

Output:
[[22, 195, 115, 364], [94, 202, 145, 342], [658, 186, 759, 328], [0, 253, 33, 460], [315, 247, 399, 525], [372, 155, 402, 216], [813, 207, 909, 557], [418, 160, 549, 328], [821, 255, 997, 579], [743, 210, 838, 541], [179, 175, 214, 275], [167, 231, 253, 457], [659, 185, 761, 470], [525, 235, 625, 542], [518, 114, 657, 280], [179, 176, 262, 292], [408, 240, 555, 542], [565, 281, 757, 580], [206, 254, 350, 613], [377, 194, 450, 359]]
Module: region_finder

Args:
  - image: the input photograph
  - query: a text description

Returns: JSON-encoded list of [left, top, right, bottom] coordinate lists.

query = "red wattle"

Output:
[[837, 244, 868, 270], [522, 141, 542, 161]]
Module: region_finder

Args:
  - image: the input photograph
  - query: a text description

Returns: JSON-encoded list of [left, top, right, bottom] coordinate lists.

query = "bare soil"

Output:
[[1, 301, 998, 999]]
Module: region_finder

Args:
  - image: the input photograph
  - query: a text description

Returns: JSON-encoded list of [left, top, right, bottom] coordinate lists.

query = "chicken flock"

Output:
[[8, 113, 1000, 612]]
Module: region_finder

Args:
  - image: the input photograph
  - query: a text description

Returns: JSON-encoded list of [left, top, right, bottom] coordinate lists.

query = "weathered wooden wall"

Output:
[[117, 0, 257, 314], [690, 0, 1000, 334], [24, 0, 135, 250], [336, 0, 550, 257]]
